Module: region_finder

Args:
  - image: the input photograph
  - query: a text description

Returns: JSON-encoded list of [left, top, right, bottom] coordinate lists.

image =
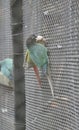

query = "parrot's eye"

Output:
[[32, 34, 36, 40]]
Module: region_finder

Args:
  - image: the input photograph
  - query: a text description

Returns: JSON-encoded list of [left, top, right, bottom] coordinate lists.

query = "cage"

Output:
[[0, 0, 79, 130], [23, 0, 79, 130]]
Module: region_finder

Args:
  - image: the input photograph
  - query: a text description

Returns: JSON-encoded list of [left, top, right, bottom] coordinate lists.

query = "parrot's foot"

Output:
[[45, 96, 69, 108], [44, 98, 58, 109]]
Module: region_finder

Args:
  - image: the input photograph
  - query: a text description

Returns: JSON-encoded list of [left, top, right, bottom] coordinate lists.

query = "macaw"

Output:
[[0, 58, 13, 80], [24, 34, 54, 98]]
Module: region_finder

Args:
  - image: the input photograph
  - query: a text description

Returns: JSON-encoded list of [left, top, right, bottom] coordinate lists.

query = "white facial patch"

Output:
[[36, 36, 43, 41]]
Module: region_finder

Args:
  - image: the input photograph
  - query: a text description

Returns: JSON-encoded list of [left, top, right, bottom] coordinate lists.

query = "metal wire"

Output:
[[0, 0, 15, 130], [23, 0, 79, 130], [0, 0, 79, 130]]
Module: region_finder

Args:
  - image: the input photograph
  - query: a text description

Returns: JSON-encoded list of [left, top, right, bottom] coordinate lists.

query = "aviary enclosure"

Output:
[[0, 0, 79, 130]]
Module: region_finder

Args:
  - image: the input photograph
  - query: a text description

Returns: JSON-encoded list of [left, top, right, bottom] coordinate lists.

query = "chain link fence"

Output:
[[0, 0, 15, 130], [0, 0, 79, 130], [23, 0, 79, 130]]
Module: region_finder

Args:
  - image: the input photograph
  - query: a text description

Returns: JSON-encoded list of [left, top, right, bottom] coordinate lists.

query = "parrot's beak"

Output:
[[36, 35, 46, 43]]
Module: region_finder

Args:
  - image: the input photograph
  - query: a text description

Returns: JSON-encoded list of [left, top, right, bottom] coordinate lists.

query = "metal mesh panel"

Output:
[[0, 0, 15, 130], [0, 0, 13, 59], [0, 86, 15, 130], [23, 0, 79, 130]]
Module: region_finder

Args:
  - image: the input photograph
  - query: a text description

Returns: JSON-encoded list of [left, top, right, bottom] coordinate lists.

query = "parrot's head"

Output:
[[26, 34, 37, 49], [36, 35, 46, 45]]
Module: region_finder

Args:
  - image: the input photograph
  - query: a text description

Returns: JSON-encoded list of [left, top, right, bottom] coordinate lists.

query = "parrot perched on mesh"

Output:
[[36, 35, 54, 98], [0, 58, 13, 80], [24, 34, 54, 98], [23, 34, 41, 86]]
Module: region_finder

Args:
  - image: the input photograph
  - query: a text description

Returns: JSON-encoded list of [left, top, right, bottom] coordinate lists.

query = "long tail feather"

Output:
[[33, 65, 41, 87], [46, 66, 54, 98], [46, 75, 54, 98]]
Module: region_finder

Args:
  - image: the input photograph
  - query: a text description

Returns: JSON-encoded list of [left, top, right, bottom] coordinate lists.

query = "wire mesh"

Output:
[[23, 0, 79, 130], [0, 86, 15, 130], [0, 0, 15, 130], [0, 0, 79, 130], [0, 0, 13, 59]]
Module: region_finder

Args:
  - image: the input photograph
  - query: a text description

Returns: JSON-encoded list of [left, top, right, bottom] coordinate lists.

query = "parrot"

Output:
[[25, 34, 54, 98], [36, 35, 54, 98], [23, 34, 41, 86], [0, 58, 13, 81]]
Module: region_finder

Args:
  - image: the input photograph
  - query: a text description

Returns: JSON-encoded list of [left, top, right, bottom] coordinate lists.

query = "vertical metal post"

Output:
[[11, 0, 25, 130]]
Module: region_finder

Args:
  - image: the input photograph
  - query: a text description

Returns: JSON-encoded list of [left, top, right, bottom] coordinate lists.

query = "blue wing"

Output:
[[0, 58, 13, 79]]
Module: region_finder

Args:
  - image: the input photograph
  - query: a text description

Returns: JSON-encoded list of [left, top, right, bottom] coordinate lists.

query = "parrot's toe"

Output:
[[45, 96, 69, 108]]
